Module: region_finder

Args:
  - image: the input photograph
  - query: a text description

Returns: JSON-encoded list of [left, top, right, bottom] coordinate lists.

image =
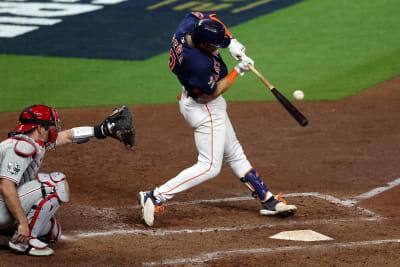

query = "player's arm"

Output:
[[0, 179, 30, 243], [196, 77, 233, 103], [56, 125, 111, 146], [56, 124, 119, 146], [56, 127, 99, 146], [197, 56, 255, 103], [56, 129, 73, 146]]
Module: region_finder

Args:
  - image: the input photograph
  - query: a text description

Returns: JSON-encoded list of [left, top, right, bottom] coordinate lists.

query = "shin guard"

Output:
[[29, 196, 61, 239], [39, 217, 61, 243], [240, 169, 269, 202]]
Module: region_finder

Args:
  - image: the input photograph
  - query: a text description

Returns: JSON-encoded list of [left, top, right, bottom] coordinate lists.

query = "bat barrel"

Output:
[[271, 88, 308, 127]]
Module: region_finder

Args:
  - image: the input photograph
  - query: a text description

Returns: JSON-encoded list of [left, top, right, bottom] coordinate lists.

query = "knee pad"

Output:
[[240, 169, 269, 202], [37, 172, 70, 203]]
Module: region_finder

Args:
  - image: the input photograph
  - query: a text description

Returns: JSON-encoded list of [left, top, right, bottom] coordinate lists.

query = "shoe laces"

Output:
[[154, 204, 165, 213], [276, 192, 287, 205]]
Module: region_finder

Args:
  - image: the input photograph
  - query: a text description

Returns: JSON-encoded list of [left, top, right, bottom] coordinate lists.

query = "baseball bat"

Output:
[[247, 64, 308, 127]]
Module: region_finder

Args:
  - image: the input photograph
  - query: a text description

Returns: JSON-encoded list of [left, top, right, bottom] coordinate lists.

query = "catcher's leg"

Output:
[[6, 180, 55, 256], [38, 216, 61, 243], [9, 173, 69, 256]]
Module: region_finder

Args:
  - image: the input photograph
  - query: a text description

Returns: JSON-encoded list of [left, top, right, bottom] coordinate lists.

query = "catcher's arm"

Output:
[[0, 179, 30, 243], [57, 106, 135, 148]]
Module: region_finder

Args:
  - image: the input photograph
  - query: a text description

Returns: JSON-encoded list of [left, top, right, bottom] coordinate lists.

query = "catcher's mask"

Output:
[[14, 104, 61, 149]]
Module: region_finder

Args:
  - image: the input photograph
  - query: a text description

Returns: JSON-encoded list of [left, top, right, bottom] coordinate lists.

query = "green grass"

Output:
[[1, 0, 399, 112], [223, 0, 400, 101]]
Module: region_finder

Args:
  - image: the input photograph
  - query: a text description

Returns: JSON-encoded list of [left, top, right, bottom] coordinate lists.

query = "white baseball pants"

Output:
[[154, 89, 252, 202]]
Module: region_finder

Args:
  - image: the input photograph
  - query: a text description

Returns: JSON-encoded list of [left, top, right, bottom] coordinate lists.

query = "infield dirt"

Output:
[[1, 77, 399, 266]]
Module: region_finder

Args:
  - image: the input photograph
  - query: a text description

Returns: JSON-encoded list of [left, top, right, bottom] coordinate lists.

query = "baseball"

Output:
[[293, 90, 304, 100]]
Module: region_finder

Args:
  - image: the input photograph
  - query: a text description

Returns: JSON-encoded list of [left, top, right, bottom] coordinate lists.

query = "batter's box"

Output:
[[151, 192, 380, 229], [63, 191, 383, 240]]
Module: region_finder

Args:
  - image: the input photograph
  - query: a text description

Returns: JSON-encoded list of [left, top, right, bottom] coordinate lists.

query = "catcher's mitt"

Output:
[[102, 105, 135, 148]]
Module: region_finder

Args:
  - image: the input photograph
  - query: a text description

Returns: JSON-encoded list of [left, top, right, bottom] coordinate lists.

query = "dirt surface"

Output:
[[1, 77, 400, 266]]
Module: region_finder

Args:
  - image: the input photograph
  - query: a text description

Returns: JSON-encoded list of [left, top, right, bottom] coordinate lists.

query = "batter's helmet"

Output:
[[14, 104, 61, 148], [192, 18, 230, 48]]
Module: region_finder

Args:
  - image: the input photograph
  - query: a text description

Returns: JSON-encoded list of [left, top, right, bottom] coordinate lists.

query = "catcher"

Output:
[[0, 104, 134, 256]]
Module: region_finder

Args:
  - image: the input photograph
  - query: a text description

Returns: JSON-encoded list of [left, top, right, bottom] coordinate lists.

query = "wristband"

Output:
[[71, 127, 94, 143], [225, 69, 239, 84], [94, 124, 106, 139]]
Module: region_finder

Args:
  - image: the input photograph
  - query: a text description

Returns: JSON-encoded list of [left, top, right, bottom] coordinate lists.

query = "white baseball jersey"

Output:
[[0, 134, 46, 226], [0, 135, 45, 188]]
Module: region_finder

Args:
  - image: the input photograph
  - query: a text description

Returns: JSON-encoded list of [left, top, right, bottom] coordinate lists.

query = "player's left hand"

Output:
[[234, 55, 254, 76], [101, 106, 135, 148], [228, 38, 246, 61]]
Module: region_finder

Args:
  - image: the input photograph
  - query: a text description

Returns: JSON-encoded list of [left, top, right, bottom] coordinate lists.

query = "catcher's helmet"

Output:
[[14, 104, 61, 148], [192, 18, 230, 48]]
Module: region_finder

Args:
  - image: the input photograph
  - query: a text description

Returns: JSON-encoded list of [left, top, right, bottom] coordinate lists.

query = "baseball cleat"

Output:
[[9, 238, 54, 256], [138, 191, 164, 227], [260, 193, 297, 217]]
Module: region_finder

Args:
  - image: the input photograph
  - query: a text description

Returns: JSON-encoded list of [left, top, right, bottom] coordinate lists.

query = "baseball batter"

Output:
[[0, 104, 134, 256], [139, 12, 297, 227]]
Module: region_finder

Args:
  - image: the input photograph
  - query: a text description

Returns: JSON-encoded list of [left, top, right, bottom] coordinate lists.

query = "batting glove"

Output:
[[228, 38, 246, 61], [234, 55, 254, 76]]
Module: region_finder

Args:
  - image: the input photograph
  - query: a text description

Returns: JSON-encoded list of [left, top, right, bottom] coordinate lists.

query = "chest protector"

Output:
[[13, 134, 46, 185]]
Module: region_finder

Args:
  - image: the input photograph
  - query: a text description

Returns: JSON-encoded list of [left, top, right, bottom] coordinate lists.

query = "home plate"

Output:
[[270, 230, 333, 241]]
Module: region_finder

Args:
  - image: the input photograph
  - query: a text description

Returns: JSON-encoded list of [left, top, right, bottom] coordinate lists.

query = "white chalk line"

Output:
[[82, 192, 366, 213], [64, 216, 381, 240], [142, 239, 400, 266], [73, 191, 377, 230], [77, 176, 400, 218], [63, 192, 382, 240], [343, 177, 400, 206], [63, 177, 400, 241]]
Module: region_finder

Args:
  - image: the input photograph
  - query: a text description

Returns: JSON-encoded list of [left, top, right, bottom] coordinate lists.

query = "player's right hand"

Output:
[[234, 55, 254, 76], [14, 223, 30, 243]]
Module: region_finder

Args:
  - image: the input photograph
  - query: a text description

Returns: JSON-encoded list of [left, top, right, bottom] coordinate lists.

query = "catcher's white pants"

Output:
[[154, 89, 252, 202], [0, 180, 43, 227], [0, 180, 60, 238]]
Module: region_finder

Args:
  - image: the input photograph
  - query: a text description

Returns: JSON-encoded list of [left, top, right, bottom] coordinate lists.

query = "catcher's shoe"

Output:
[[138, 191, 164, 227], [9, 238, 54, 256], [260, 193, 297, 217]]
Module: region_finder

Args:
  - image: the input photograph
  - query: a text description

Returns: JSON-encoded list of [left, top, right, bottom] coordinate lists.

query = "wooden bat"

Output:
[[247, 64, 308, 127]]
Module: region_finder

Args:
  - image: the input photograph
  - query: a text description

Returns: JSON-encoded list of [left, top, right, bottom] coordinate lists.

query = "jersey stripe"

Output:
[[19, 187, 41, 199], [0, 175, 18, 184], [0, 184, 40, 202]]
